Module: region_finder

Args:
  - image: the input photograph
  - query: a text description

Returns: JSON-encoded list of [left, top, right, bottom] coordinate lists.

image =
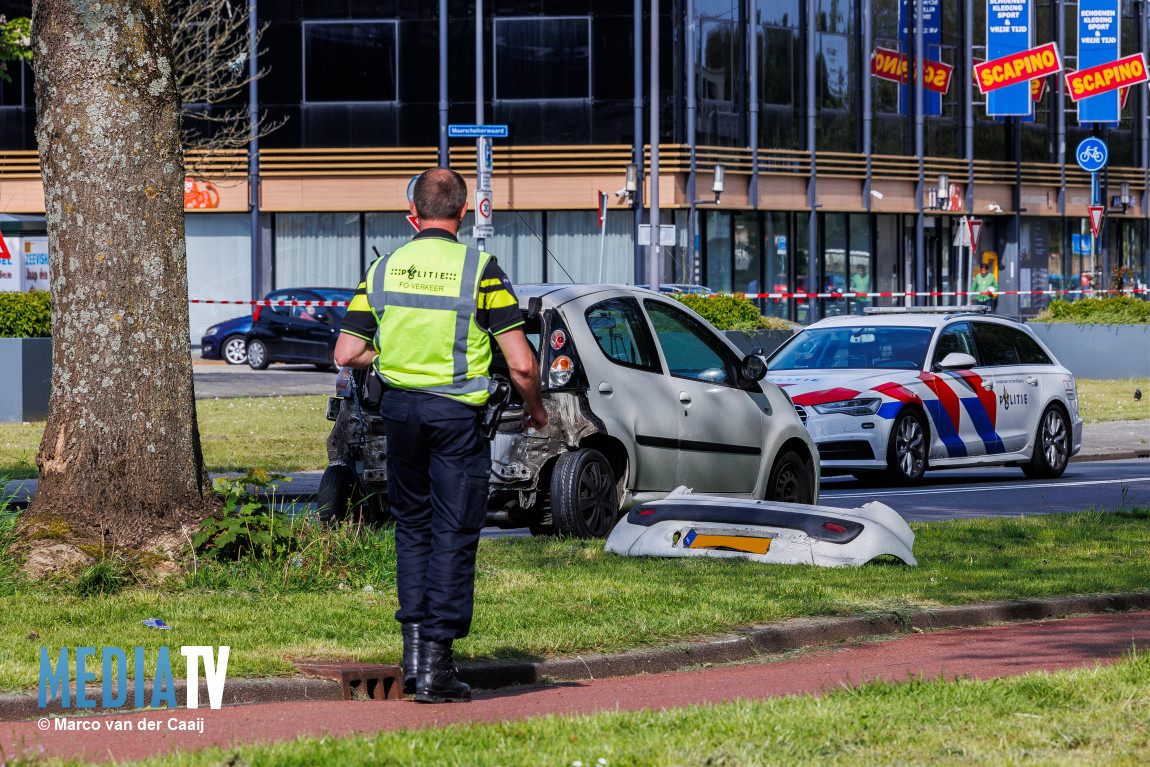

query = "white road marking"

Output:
[[824, 476, 1150, 500]]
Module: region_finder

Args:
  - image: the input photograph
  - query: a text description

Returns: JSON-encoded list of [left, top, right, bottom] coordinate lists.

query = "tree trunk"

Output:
[[26, 0, 211, 552]]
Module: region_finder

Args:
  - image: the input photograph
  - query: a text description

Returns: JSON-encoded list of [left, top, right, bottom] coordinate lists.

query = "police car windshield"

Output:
[[770, 326, 934, 371]]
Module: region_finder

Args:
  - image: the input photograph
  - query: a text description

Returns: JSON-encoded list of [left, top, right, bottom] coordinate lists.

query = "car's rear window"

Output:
[[769, 326, 934, 371]]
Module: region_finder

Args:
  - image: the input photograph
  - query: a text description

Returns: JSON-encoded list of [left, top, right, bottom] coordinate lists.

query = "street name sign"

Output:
[[448, 124, 509, 138]]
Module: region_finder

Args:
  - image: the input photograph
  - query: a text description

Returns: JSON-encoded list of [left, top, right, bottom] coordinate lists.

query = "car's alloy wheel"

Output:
[[885, 409, 927, 483], [1022, 406, 1070, 479], [767, 450, 812, 503], [550, 448, 617, 539], [222, 335, 247, 365], [247, 339, 270, 370]]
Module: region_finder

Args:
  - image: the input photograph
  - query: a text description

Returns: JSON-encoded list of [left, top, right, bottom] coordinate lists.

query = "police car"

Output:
[[765, 307, 1082, 483]]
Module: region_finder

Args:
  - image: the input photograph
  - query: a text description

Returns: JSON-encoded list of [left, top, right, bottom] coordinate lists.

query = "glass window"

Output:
[[1009, 329, 1052, 366], [546, 210, 634, 284], [274, 212, 361, 289], [643, 299, 733, 386], [494, 17, 590, 100], [584, 297, 661, 373], [971, 322, 1021, 366], [932, 322, 977, 365], [457, 210, 544, 284], [704, 210, 732, 292], [185, 213, 252, 343], [770, 326, 934, 371], [733, 212, 760, 297], [303, 22, 397, 103]]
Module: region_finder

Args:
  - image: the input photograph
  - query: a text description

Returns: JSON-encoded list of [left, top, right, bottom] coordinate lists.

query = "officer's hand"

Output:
[[524, 407, 548, 430]]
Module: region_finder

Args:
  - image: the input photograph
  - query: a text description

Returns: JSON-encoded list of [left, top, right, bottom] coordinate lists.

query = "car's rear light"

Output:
[[252, 305, 262, 323], [824, 522, 847, 533], [637, 508, 654, 515], [550, 329, 567, 350], [549, 355, 574, 387]]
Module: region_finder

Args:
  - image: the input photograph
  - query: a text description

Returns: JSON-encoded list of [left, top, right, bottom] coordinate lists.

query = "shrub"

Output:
[[0, 290, 51, 337], [670, 292, 793, 332], [1033, 297, 1149, 325], [192, 470, 300, 561]]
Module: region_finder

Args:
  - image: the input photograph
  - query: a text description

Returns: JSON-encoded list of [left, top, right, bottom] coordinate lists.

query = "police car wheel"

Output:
[[247, 339, 270, 370], [767, 450, 813, 504], [884, 408, 927, 484], [1022, 405, 1070, 479], [222, 335, 247, 365], [550, 449, 618, 539]]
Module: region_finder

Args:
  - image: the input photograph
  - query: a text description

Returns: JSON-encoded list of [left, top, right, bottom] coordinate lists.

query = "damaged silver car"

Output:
[[320, 285, 818, 539]]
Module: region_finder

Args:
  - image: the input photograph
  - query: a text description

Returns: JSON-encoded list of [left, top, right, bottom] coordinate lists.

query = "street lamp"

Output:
[[617, 162, 640, 204], [1113, 181, 1133, 211], [694, 163, 725, 205]]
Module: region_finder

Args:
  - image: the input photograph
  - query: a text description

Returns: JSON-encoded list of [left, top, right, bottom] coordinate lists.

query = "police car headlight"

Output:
[[811, 398, 882, 416], [204, 326, 218, 336]]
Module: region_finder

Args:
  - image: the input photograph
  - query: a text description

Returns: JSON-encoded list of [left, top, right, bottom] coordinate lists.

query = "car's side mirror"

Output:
[[936, 352, 977, 371], [315, 310, 331, 324], [740, 354, 767, 382]]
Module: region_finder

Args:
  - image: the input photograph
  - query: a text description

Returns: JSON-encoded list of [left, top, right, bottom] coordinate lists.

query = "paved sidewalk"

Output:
[[3, 611, 1146, 764]]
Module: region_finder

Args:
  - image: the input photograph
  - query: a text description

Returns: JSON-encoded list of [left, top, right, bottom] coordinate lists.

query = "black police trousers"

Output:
[[381, 388, 489, 643]]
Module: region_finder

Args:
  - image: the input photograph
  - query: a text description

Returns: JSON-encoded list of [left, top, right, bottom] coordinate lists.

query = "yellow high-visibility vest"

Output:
[[365, 238, 493, 406]]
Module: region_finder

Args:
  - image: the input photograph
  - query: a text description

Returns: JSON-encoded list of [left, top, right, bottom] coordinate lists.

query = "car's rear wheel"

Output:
[[766, 450, 813, 503], [247, 339, 270, 370], [316, 464, 391, 526], [1022, 405, 1070, 479], [884, 408, 927, 484], [550, 448, 617, 539], [221, 335, 247, 365]]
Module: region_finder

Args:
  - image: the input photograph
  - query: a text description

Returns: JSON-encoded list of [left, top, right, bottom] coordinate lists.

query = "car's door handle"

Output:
[[982, 382, 994, 390], [679, 392, 692, 404], [598, 382, 613, 395], [1026, 376, 1038, 386]]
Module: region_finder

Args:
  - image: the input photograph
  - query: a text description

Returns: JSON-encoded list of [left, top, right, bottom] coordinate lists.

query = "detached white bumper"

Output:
[[605, 488, 916, 567]]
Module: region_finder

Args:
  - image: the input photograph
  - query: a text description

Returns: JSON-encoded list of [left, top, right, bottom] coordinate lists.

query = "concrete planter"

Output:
[[1024, 323, 1149, 381], [722, 329, 799, 357], [0, 337, 51, 423]]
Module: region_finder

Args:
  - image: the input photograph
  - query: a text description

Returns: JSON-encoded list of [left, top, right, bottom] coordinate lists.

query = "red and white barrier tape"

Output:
[[189, 287, 1148, 306]]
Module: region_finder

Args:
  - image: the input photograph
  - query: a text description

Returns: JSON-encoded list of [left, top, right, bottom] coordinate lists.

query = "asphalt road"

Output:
[[821, 458, 1149, 521], [192, 361, 336, 400]]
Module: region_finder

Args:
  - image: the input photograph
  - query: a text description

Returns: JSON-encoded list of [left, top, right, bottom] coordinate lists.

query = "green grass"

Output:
[[1076, 378, 1150, 425], [77, 651, 1150, 766], [1, 506, 1148, 692], [1, 379, 1144, 480]]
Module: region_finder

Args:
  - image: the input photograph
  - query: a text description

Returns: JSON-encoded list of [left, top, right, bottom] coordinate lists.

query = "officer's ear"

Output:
[[457, 202, 469, 223]]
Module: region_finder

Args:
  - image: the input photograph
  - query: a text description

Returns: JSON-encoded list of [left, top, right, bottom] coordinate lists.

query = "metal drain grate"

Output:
[[297, 661, 404, 701]]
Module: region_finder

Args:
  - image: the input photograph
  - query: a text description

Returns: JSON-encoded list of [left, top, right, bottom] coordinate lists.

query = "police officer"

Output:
[[335, 168, 548, 704]]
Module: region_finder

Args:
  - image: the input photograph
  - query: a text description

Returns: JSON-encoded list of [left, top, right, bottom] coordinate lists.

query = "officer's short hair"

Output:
[[413, 168, 467, 220]]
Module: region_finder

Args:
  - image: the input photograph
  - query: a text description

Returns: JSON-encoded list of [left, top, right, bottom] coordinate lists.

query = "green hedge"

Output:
[[0, 290, 51, 337], [1033, 296, 1149, 325], [670, 292, 793, 332]]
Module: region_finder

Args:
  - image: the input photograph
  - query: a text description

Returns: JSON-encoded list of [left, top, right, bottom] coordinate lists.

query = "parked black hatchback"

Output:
[[245, 288, 355, 371]]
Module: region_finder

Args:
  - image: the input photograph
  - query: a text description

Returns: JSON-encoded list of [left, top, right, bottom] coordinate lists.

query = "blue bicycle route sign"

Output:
[[1075, 137, 1108, 172]]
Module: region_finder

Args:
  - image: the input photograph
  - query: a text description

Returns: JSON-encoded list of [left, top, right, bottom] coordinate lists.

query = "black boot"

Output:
[[401, 623, 421, 695], [414, 638, 471, 704]]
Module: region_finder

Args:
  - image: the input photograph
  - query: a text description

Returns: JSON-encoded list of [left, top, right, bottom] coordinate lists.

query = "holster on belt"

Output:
[[481, 375, 512, 440]]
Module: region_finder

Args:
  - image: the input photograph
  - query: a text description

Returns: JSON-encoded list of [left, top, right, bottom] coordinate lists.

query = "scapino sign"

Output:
[[1065, 54, 1149, 102], [870, 47, 953, 94], [975, 42, 1062, 94]]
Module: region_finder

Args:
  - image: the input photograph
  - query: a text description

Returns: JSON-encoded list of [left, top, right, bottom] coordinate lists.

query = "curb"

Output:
[[3, 592, 1148, 722]]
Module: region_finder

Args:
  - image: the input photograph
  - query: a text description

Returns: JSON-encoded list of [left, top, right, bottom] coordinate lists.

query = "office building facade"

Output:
[[0, 1, 1146, 339]]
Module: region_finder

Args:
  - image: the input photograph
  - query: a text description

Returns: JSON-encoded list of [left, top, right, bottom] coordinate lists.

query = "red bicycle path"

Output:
[[4, 611, 1147, 765]]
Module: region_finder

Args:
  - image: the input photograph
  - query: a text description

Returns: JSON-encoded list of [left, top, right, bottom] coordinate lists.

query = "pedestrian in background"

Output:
[[850, 264, 871, 313], [971, 262, 998, 312], [335, 168, 548, 704]]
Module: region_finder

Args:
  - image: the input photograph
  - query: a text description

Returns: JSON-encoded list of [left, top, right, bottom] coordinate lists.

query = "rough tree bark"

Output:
[[24, 0, 211, 558]]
